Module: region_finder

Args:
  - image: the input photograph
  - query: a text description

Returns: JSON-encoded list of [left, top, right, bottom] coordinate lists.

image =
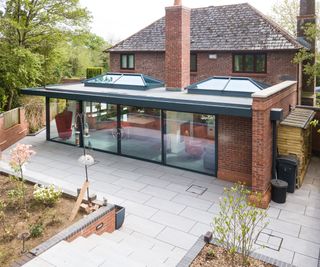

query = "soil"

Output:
[[0, 175, 84, 267], [190, 244, 275, 267]]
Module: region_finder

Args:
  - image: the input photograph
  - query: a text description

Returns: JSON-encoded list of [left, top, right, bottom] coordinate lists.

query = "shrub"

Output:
[[86, 67, 103, 79], [33, 184, 62, 206], [212, 183, 269, 266], [29, 222, 44, 238]]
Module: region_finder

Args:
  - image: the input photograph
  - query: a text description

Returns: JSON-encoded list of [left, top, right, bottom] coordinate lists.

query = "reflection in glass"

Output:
[[50, 99, 78, 145], [165, 111, 215, 174], [121, 106, 161, 162], [84, 102, 118, 153]]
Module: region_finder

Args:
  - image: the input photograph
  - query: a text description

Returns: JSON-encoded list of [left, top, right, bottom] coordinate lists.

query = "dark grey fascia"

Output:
[[22, 88, 252, 117]]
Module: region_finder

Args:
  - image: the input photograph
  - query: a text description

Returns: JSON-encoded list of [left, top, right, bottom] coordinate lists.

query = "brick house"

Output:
[[108, 1, 315, 105], [23, 0, 315, 208]]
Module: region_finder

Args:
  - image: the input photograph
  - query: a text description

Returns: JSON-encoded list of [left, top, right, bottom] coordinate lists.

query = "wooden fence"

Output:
[[2, 108, 20, 129]]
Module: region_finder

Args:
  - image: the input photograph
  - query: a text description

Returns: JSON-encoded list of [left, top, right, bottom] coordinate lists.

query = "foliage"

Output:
[[86, 67, 104, 79], [0, 44, 43, 110], [271, 0, 300, 36], [0, 0, 110, 111], [22, 96, 45, 133], [212, 183, 269, 266], [310, 119, 320, 133], [33, 184, 62, 206], [0, 200, 16, 242], [9, 144, 36, 209], [29, 222, 44, 238], [7, 187, 25, 207]]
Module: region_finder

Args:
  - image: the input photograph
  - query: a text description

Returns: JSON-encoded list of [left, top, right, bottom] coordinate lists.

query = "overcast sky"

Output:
[[79, 0, 278, 43]]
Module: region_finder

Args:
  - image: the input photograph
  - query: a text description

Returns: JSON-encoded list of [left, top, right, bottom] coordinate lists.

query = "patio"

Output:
[[1, 131, 320, 266]]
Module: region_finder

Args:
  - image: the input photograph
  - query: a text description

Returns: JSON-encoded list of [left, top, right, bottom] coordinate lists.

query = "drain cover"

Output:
[[255, 231, 283, 251], [186, 185, 207, 195]]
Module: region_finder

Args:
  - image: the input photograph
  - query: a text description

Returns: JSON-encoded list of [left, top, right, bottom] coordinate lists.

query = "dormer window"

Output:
[[120, 54, 135, 70]]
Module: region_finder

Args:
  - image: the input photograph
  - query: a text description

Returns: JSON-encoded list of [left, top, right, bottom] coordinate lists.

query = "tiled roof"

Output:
[[109, 3, 303, 52]]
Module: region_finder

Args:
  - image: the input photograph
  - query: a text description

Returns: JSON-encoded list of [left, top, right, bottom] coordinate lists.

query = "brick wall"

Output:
[[251, 82, 297, 194], [218, 115, 252, 185], [0, 108, 29, 152], [67, 208, 115, 242], [110, 50, 297, 86]]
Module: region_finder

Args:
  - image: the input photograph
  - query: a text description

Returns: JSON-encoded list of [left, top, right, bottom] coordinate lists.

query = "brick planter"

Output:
[[12, 204, 116, 266], [177, 235, 296, 267]]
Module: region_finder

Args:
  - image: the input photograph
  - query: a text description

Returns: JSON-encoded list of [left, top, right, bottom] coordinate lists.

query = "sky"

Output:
[[79, 0, 278, 43]]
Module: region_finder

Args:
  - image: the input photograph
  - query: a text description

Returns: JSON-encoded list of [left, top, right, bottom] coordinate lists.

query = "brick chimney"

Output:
[[297, 0, 316, 106], [165, 0, 191, 91]]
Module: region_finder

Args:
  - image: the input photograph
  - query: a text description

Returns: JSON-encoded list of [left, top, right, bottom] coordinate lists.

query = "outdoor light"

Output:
[[78, 154, 95, 166]]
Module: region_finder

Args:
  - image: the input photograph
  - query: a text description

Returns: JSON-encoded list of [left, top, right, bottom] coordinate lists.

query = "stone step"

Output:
[[36, 240, 102, 266]]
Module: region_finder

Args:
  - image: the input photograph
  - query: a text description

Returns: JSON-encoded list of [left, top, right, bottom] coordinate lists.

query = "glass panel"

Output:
[[84, 102, 118, 153], [190, 54, 197, 72], [50, 99, 79, 145], [120, 106, 161, 162], [121, 55, 127, 69], [234, 55, 243, 72], [225, 79, 261, 92], [128, 55, 135, 69], [165, 111, 215, 174], [196, 78, 228, 90], [114, 75, 145, 86], [256, 54, 266, 73], [244, 55, 254, 72]]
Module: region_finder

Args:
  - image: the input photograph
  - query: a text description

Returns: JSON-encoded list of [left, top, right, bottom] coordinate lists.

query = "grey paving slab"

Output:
[[156, 227, 199, 250], [273, 231, 320, 259], [299, 226, 320, 244], [159, 174, 194, 186], [267, 217, 301, 237], [115, 188, 152, 203], [292, 253, 318, 267], [140, 185, 177, 200], [136, 175, 171, 188], [270, 201, 306, 215], [305, 206, 320, 219], [171, 193, 212, 210], [134, 167, 165, 178], [111, 169, 143, 180], [145, 197, 186, 214], [279, 210, 320, 231], [180, 206, 216, 224], [151, 210, 196, 232], [189, 222, 211, 237], [125, 214, 165, 238], [112, 178, 147, 191], [121, 200, 158, 219]]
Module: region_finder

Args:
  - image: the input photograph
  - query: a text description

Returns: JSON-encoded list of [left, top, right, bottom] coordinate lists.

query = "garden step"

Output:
[[87, 240, 145, 267], [36, 240, 101, 266], [102, 231, 154, 249], [100, 229, 132, 243]]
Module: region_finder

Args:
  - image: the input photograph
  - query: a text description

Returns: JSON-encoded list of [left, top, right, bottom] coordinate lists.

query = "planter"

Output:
[[115, 205, 125, 230], [271, 179, 288, 204]]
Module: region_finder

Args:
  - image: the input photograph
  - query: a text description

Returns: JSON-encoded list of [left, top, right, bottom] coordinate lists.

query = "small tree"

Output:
[[212, 183, 269, 266], [9, 144, 36, 209]]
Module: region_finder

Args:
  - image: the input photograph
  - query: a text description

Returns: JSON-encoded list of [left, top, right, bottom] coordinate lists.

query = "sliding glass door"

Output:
[[83, 102, 118, 153], [164, 111, 216, 175], [48, 98, 216, 175], [120, 105, 162, 162]]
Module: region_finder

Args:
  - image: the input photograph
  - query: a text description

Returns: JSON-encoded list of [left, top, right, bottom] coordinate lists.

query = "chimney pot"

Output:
[[174, 0, 182, 6]]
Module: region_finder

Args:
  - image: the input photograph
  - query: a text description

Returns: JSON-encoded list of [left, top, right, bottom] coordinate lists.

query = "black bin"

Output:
[[271, 179, 288, 203], [276, 155, 299, 193]]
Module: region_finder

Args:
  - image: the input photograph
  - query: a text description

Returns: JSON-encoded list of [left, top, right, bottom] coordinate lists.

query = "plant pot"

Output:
[[271, 179, 288, 204], [115, 205, 125, 230]]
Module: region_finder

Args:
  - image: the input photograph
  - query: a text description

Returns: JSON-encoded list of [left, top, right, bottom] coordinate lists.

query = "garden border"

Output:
[[177, 235, 297, 267]]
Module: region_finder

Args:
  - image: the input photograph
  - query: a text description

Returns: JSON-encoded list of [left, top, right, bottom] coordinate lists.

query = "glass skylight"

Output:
[[187, 77, 269, 96], [84, 73, 164, 90]]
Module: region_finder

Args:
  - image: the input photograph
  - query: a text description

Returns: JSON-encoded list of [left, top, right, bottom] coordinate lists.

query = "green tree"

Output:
[[0, 0, 91, 110], [271, 0, 300, 36]]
